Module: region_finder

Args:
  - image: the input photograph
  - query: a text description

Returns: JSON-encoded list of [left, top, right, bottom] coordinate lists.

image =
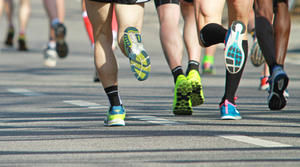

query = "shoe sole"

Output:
[[250, 41, 264, 67], [268, 73, 289, 110], [55, 24, 69, 58], [221, 115, 242, 120], [190, 79, 205, 106], [44, 49, 57, 67], [124, 27, 151, 81], [224, 21, 246, 74], [173, 79, 193, 115], [104, 119, 125, 126]]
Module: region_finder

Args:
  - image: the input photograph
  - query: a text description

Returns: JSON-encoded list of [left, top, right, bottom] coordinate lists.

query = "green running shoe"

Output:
[[104, 105, 126, 126], [187, 70, 205, 106], [201, 55, 215, 75], [123, 27, 151, 81], [173, 75, 193, 115]]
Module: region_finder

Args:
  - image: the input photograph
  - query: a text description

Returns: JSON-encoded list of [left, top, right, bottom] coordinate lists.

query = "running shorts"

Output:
[[154, 0, 193, 8], [154, 0, 179, 7], [90, 0, 150, 4]]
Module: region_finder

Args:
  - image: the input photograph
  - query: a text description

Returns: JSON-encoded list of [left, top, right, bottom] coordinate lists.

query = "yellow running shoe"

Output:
[[104, 105, 126, 126], [173, 75, 193, 115], [123, 27, 151, 81], [187, 70, 205, 106]]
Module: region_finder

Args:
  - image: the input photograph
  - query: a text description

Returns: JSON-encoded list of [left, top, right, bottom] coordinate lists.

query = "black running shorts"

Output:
[[90, 0, 150, 4], [154, 0, 179, 8], [154, 0, 193, 8]]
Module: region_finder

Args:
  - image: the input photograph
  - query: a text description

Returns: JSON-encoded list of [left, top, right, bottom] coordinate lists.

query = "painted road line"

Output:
[[64, 100, 182, 125], [7, 88, 44, 96], [220, 135, 292, 147], [130, 116, 184, 125], [63, 100, 107, 109]]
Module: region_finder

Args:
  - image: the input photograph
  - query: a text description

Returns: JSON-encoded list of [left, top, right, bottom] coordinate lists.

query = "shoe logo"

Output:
[[278, 79, 284, 90]]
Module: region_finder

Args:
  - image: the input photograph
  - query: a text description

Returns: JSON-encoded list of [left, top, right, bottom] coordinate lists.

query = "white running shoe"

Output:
[[44, 47, 57, 67]]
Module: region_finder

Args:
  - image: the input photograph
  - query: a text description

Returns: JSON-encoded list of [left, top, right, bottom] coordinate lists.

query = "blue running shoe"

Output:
[[104, 105, 126, 126], [268, 66, 289, 110], [224, 21, 246, 74], [219, 99, 242, 120], [123, 27, 151, 81]]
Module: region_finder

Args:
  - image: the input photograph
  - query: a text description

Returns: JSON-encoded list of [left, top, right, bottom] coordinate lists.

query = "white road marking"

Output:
[[130, 116, 184, 125], [63, 100, 107, 109], [220, 135, 292, 147], [63, 100, 182, 125], [7, 88, 44, 96]]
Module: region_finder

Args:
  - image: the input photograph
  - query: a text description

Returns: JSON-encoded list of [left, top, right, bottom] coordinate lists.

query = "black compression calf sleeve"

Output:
[[255, 16, 277, 72], [200, 23, 227, 47], [222, 40, 248, 104]]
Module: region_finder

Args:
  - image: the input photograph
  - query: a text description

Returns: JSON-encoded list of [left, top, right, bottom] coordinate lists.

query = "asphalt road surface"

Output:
[[0, 1, 300, 167]]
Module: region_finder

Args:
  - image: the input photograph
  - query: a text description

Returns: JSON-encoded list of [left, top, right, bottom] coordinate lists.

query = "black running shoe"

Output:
[[268, 66, 289, 110], [5, 27, 14, 47], [18, 35, 28, 51], [54, 23, 69, 58]]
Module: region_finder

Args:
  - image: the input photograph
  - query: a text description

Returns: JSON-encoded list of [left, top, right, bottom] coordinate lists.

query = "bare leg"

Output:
[[115, 3, 144, 57], [43, 0, 58, 40], [86, 1, 115, 88], [194, 0, 225, 47], [18, 0, 30, 34], [274, 0, 290, 65], [87, 2, 145, 87], [227, 0, 251, 39], [56, 0, 64, 23], [0, 0, 4, 19], [4, 0, 14, 46], [181, 1, 200, 63], [156, 4, 183, 70], [194, 0, 223, 74], [4, 0, 13, 28]]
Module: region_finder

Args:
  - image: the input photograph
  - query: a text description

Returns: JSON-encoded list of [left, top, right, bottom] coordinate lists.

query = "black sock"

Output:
[[186, 60, 200, 75], [200, 23, 227, 47], [255, 16, 278, 74], [222, 40, 248, 104], [104, 86, 122, 106], [172, 66, 184, 84]]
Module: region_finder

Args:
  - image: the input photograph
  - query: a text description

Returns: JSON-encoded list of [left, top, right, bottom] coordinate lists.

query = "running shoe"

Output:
[[18, 35, 28, 51], [259, 76, 269, 91], [54, 23, 69, 58], [173, 75, 193, 115], [219, 99, 242, 120], [104, 105, 126, 126], [224, 21, 246, 74], [186, 69, 205, 106], [123, 27, 151, 81], [201, 55, 216, 75], [268, 65, 289, 110], [250, 40, 264, 67], [5, 27, 14, 47], [44, 47, 57, 67]]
